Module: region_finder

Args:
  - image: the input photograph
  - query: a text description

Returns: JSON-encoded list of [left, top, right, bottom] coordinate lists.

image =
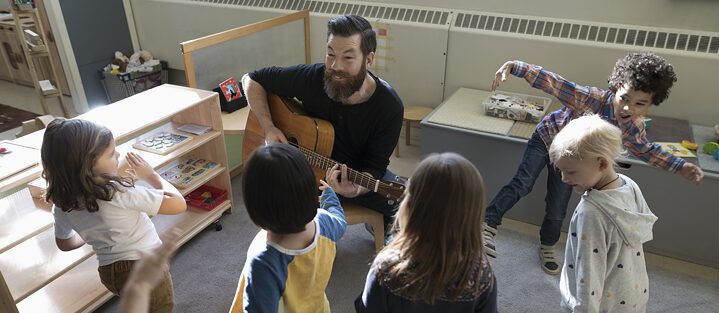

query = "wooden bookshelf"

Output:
[[0, 84, 234, 313], [1, 228, 95, 302], [176, 166, 227, 196], [0, 149, 42, 195], [16, 257, 111, 313], [0, 188, 53, 254]]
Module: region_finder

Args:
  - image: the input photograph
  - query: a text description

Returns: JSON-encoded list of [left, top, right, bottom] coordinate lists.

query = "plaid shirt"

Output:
[[512, 61, 685, 173]]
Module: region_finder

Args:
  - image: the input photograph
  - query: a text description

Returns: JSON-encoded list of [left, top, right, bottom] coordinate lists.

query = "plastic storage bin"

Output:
[[483, 91, 552, 123], [185, 185, 228, 211]]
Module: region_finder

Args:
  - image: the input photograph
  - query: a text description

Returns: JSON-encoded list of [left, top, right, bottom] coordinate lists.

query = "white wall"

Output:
[[127, 0, 719, 125], [369, 0, 719, 32], [443, 29, 719, 127]]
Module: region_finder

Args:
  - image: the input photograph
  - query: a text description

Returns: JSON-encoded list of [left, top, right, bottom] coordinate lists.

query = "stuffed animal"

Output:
[[138, 50, 153, 63], [115, 51, 129, 63], [111, 59, 127, 73], [109, 64, 121, 74], [112, 51, 129, 72], [129, 50, 154, 67]]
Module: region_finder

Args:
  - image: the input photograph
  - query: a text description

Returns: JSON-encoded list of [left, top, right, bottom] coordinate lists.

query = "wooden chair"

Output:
[[342, 202, 385, 253], [395, 106, 433, 157]]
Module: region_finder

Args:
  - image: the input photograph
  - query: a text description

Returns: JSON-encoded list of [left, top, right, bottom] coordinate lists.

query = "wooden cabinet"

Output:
[[0, 84, 234, 313], [34, 0, 70, 95], [0, 4, 70, 95], [0, 23, 11, 81], [0, 21, 33, 85]]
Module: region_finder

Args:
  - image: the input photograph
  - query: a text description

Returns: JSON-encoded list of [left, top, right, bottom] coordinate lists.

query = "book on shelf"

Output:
[[158, 156, 220, 189], [177, 123, 211, 135], [132, 130, 193, 155]]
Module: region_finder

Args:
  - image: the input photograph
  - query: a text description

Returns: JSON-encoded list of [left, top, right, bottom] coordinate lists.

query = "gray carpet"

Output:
[[96, 176, 719, 312]]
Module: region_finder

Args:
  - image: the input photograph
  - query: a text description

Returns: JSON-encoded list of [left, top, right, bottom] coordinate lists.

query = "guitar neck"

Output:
[[293, 144, 379, 190]]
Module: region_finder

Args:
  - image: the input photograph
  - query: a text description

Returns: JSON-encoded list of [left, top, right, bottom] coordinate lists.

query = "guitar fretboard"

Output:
[[290, 143, 379, 191]]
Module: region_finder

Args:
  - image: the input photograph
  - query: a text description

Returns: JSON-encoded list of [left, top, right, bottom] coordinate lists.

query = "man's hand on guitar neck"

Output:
[[326, 163, 368, 198]]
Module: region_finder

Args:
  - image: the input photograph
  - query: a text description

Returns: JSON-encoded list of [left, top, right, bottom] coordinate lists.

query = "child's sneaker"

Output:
[[483, 223, 498, 258], [539, 244, 560, 275]]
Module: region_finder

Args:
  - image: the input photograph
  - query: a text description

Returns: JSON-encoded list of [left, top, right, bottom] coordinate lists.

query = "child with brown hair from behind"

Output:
[[550, 115, 657, 312], [355, 152, 497, 313], [42, 119, 187, 313]]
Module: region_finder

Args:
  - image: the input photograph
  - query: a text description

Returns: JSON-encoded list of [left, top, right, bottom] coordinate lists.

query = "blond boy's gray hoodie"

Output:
[[560, 174, 657, 313]]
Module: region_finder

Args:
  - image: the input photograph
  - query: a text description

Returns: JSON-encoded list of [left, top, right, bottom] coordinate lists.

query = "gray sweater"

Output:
[[560, 174, 657, 313]]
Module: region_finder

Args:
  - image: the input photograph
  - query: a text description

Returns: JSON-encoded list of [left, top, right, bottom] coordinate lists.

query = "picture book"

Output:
[[656, 142, 696, 158], [158, 156, 220, 189]]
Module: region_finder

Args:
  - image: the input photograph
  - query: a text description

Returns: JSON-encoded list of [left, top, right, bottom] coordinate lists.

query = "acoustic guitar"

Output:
[[242, 94, 406, 202]]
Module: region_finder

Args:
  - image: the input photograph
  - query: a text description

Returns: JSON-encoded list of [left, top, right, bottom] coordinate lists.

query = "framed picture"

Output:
[[219, 77, 242, 102]]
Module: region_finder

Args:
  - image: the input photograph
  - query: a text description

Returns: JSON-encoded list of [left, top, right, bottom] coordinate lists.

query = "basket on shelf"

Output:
[[185, 185, 228, 211], [101, 60, 168, 103]]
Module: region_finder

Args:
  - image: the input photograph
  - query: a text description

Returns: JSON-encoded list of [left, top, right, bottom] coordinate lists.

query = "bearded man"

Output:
[[242, 15, 404, 231]]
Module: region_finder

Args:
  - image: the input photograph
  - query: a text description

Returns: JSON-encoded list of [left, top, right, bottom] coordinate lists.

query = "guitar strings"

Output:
[[290, 143, 376, 184], [287, 142, 380, 188]]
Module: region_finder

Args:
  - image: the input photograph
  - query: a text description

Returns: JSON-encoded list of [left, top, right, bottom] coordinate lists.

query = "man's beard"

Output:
[[323, 62, 366, 103]]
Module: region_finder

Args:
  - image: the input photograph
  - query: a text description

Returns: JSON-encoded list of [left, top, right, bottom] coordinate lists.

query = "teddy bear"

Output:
[[111, 51, 130, 73], [128, 50, 154, 68]]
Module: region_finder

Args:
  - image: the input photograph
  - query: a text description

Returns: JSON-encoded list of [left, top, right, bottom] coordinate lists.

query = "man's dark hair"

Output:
[[608, 52, 677, 105], [327, 15, 376, 57], [242, 143, 318, 234]]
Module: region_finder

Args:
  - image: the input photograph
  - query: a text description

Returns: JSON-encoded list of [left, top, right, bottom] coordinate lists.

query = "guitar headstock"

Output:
[[377, 181, 407, 203]]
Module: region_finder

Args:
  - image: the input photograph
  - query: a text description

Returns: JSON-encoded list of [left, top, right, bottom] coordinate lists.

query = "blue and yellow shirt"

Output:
[[229, 188, 346, 313]]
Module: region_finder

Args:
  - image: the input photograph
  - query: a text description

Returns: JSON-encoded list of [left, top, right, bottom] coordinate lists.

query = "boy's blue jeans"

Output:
[[485, 132, 572, 246]]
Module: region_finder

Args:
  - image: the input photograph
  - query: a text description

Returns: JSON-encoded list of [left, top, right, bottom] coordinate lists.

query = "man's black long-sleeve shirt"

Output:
[[249, 63, 404, 179]]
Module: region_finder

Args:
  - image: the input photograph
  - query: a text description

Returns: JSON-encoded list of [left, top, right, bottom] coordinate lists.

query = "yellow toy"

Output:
[[680, 140, 698, 150]]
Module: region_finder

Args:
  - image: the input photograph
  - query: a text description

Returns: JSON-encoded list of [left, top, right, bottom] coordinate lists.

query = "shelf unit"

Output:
[[0, 84, 234, 313], [4, 1, 69, 116]]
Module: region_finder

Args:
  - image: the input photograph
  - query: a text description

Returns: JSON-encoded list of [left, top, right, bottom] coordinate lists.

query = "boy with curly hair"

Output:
[[482, 52, 704, 274]]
